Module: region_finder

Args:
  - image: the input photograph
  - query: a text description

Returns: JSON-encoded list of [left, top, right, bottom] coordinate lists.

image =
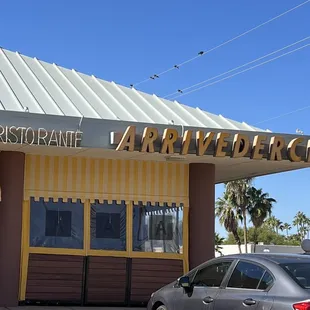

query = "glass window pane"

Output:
[[132, 202, 183, 254], [280, 263, 310, 288], [192, 261, 232, 287], [227, 261, 265, 289], [258, 271, 273, 290], [90, 200, 126, 251], [30, 197, 84, 249]]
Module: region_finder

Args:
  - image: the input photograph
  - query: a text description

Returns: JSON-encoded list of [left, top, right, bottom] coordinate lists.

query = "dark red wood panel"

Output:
[[130, 258, 183, 303], [26, 254, 84, 302], [86, 256, 127, 304], [26, 254, 184, 306]]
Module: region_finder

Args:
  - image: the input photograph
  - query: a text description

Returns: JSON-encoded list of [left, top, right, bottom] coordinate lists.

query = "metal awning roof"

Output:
[[0, 48, 309, 183], [0, 47, 267, 132]]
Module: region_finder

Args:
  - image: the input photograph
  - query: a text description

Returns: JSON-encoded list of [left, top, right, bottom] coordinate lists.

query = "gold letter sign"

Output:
[[232, 134, 250, 158], [251, 135, 267, 160], [160, 128, 179, 154], [114, 126, 309, 163], [141, 127, 158, 153], [287, 137, 303, 162], [116, 126, 136, 152]]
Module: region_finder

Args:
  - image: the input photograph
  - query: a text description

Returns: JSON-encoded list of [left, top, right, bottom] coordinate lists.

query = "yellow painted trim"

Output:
[[24, 191, 188, 205], [183, 206, 189, 274], [19, 253, 29, 301], [24, 195, 189, 262], [27, 248, 185, 260], [84, 199, 91, 254], [88, 249, 129, 257], [19, 200, 30, 301], [127, 201, 133, 256], [28, 247, 85, 256], [130, 251, 183, 260]]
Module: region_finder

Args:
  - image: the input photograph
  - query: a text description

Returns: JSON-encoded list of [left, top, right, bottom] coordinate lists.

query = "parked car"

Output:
[[147, 252, 310, 310]]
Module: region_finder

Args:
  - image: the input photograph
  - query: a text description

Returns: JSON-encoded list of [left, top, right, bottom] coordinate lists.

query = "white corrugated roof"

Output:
[[0, 48, 266, 131]]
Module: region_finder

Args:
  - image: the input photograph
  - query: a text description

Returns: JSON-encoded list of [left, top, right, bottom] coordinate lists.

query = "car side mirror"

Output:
[[178, 276, 190, 288]]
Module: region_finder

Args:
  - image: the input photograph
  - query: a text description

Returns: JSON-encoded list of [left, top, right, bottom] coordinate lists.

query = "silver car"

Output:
[[147, 253, 310, 310]]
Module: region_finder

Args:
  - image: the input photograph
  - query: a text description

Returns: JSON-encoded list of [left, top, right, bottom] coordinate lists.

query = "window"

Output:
[[280, 263, 310, 289], [227, 261, 272, 290], [90, 200, 126, 251], [132, 202, 183, 253], [30, 197, 84, 249], [45, 210, 71, 237], [258, 271, 273, 290], [192, 261, 232, 287]]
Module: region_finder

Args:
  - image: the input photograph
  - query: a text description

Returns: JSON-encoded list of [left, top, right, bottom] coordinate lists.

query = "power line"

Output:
[[164, 36, 310, 98], [255, 105, 310, 125], [170, 43, 310, 100], [131, 0, 310, 88]]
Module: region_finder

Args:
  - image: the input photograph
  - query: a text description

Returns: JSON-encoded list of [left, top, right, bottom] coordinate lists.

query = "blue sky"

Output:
[[1, 0, 309, 237]]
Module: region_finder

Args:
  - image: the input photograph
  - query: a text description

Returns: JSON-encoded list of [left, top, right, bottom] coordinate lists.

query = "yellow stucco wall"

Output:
[[23, 155, 189, 205]]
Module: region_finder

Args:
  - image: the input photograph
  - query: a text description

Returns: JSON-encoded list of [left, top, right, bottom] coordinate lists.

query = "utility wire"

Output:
[[255, 105, 310, 125], [164, 36, 310, 98], [131, 0, 310, 88], [170, 43, 310, 100]]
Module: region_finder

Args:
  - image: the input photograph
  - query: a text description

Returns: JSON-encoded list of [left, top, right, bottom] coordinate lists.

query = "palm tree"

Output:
[[264, 217, 275, 231], [293, 216, 300, 235], [216, 194, 242, 253], [265, 216, 280, 233], [281, 223, 292, 237], [300, 226, 308, 241], [215, 232, 224, 256], [247, 187, 276, 252], [305, 218, 310, 239], [293, 211, 308, 235], [225, 178, 253, 253], [275, 219, 283, 235]]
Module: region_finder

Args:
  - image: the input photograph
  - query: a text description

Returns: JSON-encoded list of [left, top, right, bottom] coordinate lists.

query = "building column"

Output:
[[189, 163, 215, 270], [0, 151, 25, 307]]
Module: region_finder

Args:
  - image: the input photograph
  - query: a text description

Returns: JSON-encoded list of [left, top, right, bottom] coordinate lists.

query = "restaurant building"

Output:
[[0, 47, 309, 307]]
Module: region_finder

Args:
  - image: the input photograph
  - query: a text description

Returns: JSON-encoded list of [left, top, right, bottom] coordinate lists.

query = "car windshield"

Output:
[[280, 263, 310, 289]]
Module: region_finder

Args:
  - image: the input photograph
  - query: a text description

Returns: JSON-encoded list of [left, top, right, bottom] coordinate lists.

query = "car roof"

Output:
[[219, 253, 310, 265]]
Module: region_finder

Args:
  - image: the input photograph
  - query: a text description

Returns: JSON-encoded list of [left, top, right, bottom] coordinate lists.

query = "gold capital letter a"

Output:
[[116, 126, 136, 152]]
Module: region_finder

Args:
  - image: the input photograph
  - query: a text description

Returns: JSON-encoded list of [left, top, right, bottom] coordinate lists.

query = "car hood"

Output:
[[154, 280, 176, 294]]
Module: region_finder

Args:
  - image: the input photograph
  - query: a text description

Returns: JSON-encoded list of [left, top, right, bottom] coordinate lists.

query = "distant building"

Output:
[[216, 244, 302, 257]]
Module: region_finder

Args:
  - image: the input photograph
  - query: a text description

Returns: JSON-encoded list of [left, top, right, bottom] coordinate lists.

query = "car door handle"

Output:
[[243, 298, 256, 306], [202, 296, 214, 304]]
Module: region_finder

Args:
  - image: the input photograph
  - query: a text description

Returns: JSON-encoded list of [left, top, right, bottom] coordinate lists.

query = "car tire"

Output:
[[156, 306, 167, 310]]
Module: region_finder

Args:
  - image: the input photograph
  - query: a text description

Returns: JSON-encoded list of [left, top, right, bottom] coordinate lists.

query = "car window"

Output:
[[192, 261, 232, 287], [227, 261, 272, 290], [280, 263, 310, 289], [183, 269, 197, 283], [258, 271, 273, 290]]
